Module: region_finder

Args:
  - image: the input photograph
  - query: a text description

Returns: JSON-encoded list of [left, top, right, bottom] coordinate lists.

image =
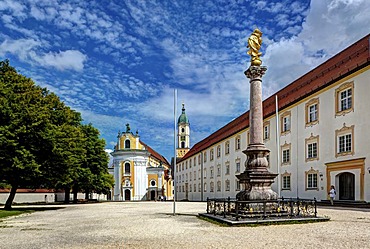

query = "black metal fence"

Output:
[[206, 197, 317, 221]]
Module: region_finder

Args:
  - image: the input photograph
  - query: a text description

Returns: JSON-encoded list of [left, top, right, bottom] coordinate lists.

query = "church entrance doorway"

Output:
[[150, 190, 156, 201], [339, 172, 355, 200], [124, 189, 131, 201]]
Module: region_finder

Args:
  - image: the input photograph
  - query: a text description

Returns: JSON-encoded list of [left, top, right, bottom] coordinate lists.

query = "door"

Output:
[[124, 189, 131, 201], [150, 190, 156, 201], [185, 183, 188, 200], [339, 172, 355, 200]]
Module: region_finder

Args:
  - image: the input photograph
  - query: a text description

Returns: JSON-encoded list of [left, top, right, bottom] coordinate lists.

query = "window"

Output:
[[198, 169, 201, 179], [182, 163, 184, 171], [225, 179, 230, 191], [281, 111, 291, 134], [185, 161, 188, 169], [217, 145, 221, 157], [235, 179, 240, 191], [305, 133, 319, 161], [198, 183, 201, 192], [282, 149, 290, 164], [263, 121, 270, 140], [125, 139, 130, 149], [194, 171, 196, 180], [204, 183, 207, 192], [306, 168, 319, 190], [235, 136, 241, 150], [181, 128, 185, 133], [281, 142, 291, 165], [182, 174, 184, 182], [217, 164, 221, 177], [203, 168, 207, 179], [198, 155, 201, 165], [151, 180, 156, 186], [194, 184, 196, 192], [305, 98, 319, 126], [335, 82, 354, 116], [182, 186, 184, 192], [210, 166, 214, 179], [225, 163, 230, 175], [186, 173, 188, 182], [210, 149, 214, 161], [193, 157, 196, 167], [124, 162, 130, 174], [179, 175, 181, 182], [217, 181, 221, 192], [189, 159, 192, 168], [335, 124, 354, 157], [203, 152, 207, 162], [210, 182, 214, 192], [189, 184, 192, 192], [189, 172, 192, 181], [282, 172, 291, 190], [235, 160, 241, 173], [225, 141, 230, 155]]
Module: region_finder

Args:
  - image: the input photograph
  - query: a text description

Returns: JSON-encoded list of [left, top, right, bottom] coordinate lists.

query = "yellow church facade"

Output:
[[111, 124, 172, 201]]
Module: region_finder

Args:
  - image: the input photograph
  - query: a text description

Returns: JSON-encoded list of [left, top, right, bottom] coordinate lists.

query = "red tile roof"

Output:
[[0, 189, 54, 193], [140, 141, 170, 166], [179, 34, 370, 163]]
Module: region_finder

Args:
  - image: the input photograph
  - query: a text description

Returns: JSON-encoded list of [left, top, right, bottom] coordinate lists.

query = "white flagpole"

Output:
[[275, 95, 281, 198], [173, 89, 177, 215]]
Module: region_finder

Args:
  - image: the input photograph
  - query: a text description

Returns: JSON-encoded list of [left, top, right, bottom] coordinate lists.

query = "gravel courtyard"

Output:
[[0, 202, 369, 249]]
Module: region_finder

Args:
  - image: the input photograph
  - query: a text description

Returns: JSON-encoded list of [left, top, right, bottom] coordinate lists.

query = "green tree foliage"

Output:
[[0, 60, 113, 209]]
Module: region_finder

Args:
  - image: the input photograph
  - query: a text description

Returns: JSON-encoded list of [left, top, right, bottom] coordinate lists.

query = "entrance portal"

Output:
[[124, 189, 131, 201], [150, 190, 156, 201], [339, 172, 355, 200]]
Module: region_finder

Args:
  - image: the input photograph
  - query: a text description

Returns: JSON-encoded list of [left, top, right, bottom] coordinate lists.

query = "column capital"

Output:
[[244, 66, 267, 80]]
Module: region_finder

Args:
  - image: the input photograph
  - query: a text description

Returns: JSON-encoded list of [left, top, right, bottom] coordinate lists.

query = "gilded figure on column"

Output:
[[247, 28, 263, 66]]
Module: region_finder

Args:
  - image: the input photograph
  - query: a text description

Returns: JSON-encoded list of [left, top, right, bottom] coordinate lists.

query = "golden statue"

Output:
[[247, 28, 263, 66]]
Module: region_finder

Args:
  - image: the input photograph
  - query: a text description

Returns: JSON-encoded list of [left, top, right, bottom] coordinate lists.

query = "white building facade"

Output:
[[175, 34, 370, 202], [111, 124, 173, 201]]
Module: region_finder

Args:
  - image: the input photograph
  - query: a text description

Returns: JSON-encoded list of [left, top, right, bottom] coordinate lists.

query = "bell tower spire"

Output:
[[176, 103, 190, 158]]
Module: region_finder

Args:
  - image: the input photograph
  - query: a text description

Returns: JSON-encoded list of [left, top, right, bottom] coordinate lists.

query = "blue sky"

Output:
[[1, 0, 369, 162]]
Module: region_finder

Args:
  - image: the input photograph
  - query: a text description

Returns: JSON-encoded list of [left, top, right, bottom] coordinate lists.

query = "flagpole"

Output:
[[173, 89, 177, 215], [275, 95, 281, 198]]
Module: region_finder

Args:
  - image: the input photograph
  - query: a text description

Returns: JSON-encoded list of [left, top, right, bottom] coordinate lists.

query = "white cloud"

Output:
[[0, 38, 87, 71], [33, 50, 87, 71]]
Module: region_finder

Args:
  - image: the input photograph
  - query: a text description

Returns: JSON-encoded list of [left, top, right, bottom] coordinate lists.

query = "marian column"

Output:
[[236, 29, 278, 201]]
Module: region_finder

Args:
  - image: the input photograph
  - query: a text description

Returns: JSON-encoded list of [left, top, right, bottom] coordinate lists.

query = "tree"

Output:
[[0, 60, 113, 208], [73, 124, 113, 201], [0, 60, 50, 209]]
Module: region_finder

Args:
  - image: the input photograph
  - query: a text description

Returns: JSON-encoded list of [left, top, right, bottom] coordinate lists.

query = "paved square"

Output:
[[0, 202, 369, 248]]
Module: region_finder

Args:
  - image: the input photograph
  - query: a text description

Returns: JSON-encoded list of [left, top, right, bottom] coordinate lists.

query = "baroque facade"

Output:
[[111, 124, 172, 201], [175, 34, 370, 202]]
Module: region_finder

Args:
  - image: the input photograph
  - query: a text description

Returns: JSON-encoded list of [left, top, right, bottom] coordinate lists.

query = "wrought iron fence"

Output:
[[206, 197, 317, 221]]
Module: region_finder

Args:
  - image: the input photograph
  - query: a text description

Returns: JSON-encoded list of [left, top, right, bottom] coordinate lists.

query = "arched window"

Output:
[[151, 180, 156, 186], [125, 139, 130, 149], [181, 141, 185, 148], [125, 162, 130, 174]]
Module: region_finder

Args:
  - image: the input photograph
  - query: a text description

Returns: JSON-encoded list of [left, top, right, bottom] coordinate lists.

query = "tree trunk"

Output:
[[85, 190, 89, 199], [4, 185, 18, 210], [73, 187, 78, 204], [64, 188, 70, 204]]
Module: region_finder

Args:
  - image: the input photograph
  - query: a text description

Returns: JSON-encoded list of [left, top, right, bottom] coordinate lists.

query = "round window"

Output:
[[151, 180, 156, 186]]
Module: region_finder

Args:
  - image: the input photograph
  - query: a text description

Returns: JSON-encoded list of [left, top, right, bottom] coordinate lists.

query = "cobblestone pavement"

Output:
[[0, 202, 369, 249]]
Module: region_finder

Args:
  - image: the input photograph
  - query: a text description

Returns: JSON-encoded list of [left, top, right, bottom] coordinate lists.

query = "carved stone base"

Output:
[[236, 143, 278, 201]]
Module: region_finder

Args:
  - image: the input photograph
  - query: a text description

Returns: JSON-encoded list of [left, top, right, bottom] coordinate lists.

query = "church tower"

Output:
[[176, 103, 190, 158]]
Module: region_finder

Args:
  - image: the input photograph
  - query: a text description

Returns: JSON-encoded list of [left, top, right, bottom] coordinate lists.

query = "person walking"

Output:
[[329, 185, 336, 205]]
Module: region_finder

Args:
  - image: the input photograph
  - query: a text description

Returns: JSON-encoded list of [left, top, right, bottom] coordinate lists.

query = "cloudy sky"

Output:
[[1, 0, 369, 161]]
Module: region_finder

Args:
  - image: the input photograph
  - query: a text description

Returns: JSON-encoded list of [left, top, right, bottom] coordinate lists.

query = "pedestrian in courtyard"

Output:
[[329, 185, 336, 205]]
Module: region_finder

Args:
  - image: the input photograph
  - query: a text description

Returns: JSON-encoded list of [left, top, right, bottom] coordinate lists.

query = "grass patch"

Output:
[[197, 216, 229, 226], [0, 210, 31, 220], [0, 206, 64, 222]]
